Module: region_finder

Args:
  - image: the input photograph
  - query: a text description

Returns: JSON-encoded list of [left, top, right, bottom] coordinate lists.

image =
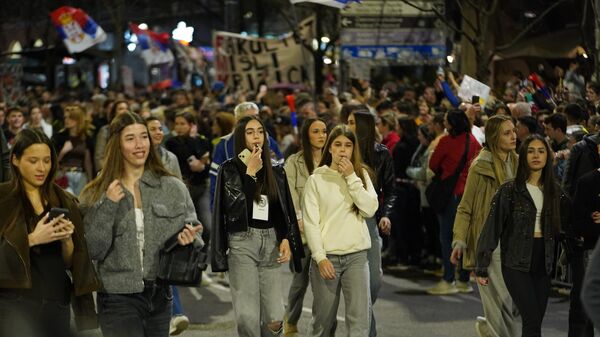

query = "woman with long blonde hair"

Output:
[[451, 114, 520, 336], [51, 104, 94, 196]]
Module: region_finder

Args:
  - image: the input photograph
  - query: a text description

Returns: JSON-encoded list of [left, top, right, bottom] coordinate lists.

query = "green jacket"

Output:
[[453, 149, 518, 269]]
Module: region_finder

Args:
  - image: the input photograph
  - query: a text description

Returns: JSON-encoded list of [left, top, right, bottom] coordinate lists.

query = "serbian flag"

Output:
[[129, 23, 174, 65], [290, 0, 359, 8], [50, 6, 106, 54]]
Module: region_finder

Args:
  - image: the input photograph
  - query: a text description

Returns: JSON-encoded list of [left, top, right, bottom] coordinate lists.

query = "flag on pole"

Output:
[[290, 0, 359, 8], [50, 6, 107, 54], [129, 23, 174, 65]]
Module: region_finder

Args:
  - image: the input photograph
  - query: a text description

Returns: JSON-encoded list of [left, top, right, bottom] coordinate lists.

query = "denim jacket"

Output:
[[475, 180, 568, 277]]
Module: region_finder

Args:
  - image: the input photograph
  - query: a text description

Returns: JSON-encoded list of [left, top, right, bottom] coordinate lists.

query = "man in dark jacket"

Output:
[[563, 131, 600, 337], [0, 128, 9, 183]]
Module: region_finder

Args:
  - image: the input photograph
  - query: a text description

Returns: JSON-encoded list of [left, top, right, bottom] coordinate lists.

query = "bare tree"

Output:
[[400, 0, 569, 80]]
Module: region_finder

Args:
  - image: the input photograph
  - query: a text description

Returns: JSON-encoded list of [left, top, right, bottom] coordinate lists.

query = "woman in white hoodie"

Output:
[[302, 124, 379, 337]]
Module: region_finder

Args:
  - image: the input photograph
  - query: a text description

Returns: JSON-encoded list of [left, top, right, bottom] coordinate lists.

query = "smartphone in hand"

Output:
[[238, 149, 252, 165], [49, 207, 70, 221]]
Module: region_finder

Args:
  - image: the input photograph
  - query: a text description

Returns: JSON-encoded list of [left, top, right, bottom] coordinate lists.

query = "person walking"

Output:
[[283, 118, 328, 337], [428, 110, 481, 295], [211, 115, 303, 337], [80, 112, 203, 337], [476, 135, 567, 337], [451, 115, 520, 336], [0, 128, 99, 337], [302, 124, 379, 337]]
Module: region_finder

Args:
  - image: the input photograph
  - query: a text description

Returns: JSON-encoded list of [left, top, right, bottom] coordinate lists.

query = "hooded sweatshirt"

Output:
[[302, 166, 378, 263]]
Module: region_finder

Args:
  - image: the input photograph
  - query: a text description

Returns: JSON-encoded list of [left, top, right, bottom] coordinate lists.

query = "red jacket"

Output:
[[429, 132, 481, 196], [382, 131, 400, 154]]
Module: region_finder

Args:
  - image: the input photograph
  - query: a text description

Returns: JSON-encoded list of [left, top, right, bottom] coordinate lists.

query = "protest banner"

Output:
[[214, 16, 315, 91], [458, 75, 491, 104]]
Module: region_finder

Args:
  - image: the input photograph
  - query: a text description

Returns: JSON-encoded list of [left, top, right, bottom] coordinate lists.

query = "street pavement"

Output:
[[170, 266, 569, 337]]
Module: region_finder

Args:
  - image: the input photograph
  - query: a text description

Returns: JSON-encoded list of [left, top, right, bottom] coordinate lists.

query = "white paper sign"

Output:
[[252, 195, 269, 221], [458, 75, 490, 104]]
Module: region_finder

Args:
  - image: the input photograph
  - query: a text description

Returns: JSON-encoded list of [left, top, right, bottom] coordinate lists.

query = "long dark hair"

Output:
[[300, 118, 327, 175], [8, 128, 61, 229], [234, 115, 278, 202], [352, 111, 377, 175], [80, 112, 173, 205], [515, 134, 559, 234], [446, 109, 471, 137], [319, 125, 372, 215]]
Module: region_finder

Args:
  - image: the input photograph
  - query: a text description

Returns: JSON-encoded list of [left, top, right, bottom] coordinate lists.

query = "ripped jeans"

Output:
[[228, 227, 284, 337]]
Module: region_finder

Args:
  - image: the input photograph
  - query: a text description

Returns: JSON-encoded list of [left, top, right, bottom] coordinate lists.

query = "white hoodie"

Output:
[[302, 166, 378, 263]]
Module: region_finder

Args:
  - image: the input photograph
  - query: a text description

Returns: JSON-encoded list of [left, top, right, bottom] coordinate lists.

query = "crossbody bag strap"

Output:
[[450, 132, 471, 179]]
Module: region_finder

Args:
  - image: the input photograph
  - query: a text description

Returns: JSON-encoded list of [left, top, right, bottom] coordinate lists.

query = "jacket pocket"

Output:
[[152, 204, 184, 219]]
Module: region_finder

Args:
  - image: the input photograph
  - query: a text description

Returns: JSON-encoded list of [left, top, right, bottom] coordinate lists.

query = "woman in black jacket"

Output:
[[346, 110, 394, 337], [211, 115, 303, 336], [476, 134, 566, 337]]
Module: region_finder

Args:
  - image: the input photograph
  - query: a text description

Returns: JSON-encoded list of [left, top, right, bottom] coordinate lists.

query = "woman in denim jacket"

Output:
[[80, 112, 202, 337], [476, 135, 567, 337]]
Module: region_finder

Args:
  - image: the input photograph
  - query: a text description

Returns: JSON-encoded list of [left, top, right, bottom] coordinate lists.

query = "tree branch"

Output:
[[495, 0, 569, 51], [399, 0, 478, 47], [456, 0, 477, 33]]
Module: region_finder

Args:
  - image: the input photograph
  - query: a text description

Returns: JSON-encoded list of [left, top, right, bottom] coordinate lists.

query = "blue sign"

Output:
[[341, 45, 446, 64]]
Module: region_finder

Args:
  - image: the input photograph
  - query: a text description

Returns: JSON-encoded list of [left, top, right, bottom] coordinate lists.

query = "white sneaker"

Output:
[[170, 315, 190, 336], [456, 281, 474, 293], [426, 280, 459, 295], [475, 316, 490, 337]]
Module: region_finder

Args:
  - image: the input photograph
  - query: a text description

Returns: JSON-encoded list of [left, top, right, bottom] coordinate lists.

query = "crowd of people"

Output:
[[1, 62, 600, 337]]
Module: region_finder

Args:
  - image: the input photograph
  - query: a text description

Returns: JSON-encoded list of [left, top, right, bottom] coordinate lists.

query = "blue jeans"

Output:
[[437, 195, 469, 283], [172, 286, 183, 316], [228, 227, 284, 337], [97, 284, 173, 337], [0, 292, 71, 337], [366, 217, 382, 337]]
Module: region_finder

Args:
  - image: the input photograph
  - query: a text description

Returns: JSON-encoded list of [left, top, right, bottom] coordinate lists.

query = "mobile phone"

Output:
[[49, 207, 70, 221], [472, 95, 480, 104], [238, 149, 252, 165]]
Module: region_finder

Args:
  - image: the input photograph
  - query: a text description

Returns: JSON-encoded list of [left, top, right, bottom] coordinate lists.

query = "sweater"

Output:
[[429, 132, 482, 196], [302, 166, 378, 264]]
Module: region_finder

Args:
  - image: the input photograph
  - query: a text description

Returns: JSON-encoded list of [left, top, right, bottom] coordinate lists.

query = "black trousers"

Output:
[[0, 292, 71, 337], [568, 247, 595, 337], [502, 238, 551, 337]]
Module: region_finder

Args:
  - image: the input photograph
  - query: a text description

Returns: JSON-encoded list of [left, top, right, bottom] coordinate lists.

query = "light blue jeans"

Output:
[[310, 251, 371, 337], [366, 217, 383, 337], [228, 227, 284, 337]]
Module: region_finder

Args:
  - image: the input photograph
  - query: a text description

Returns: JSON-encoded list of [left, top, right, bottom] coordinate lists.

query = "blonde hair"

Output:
[[63, 104, 94, 139], [482, 114, 518, 184]]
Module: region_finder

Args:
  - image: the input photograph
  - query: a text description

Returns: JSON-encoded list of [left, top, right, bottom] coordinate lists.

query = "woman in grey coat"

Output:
[[80, 112, 202, 337]]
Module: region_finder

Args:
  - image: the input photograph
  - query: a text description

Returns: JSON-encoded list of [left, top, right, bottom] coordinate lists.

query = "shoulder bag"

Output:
[[425, 133, 470, 213], [157, 229, 208, 286]]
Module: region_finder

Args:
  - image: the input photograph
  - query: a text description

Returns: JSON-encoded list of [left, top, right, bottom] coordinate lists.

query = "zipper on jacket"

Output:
[[4, 237, 30, 284]]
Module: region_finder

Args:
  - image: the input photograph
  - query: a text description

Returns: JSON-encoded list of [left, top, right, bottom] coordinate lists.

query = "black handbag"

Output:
[[157, 230, 208, 286], [425, 133, 470, 213]]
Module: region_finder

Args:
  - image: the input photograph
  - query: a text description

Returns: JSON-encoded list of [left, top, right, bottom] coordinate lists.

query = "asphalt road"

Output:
[[170, 266, 570, 337]]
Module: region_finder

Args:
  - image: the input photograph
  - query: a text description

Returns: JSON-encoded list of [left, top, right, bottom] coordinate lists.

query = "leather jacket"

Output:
[[211, 158, 304, 272], [374, 143, 396, 220], [0, 182, 100, 329], [476, 180, 568, 277]]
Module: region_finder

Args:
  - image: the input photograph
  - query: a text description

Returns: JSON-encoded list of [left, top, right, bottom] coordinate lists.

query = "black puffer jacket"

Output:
[[476, 180, 568, 277], [373, 143, 396, 220], [211, 158, 304, 272]]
